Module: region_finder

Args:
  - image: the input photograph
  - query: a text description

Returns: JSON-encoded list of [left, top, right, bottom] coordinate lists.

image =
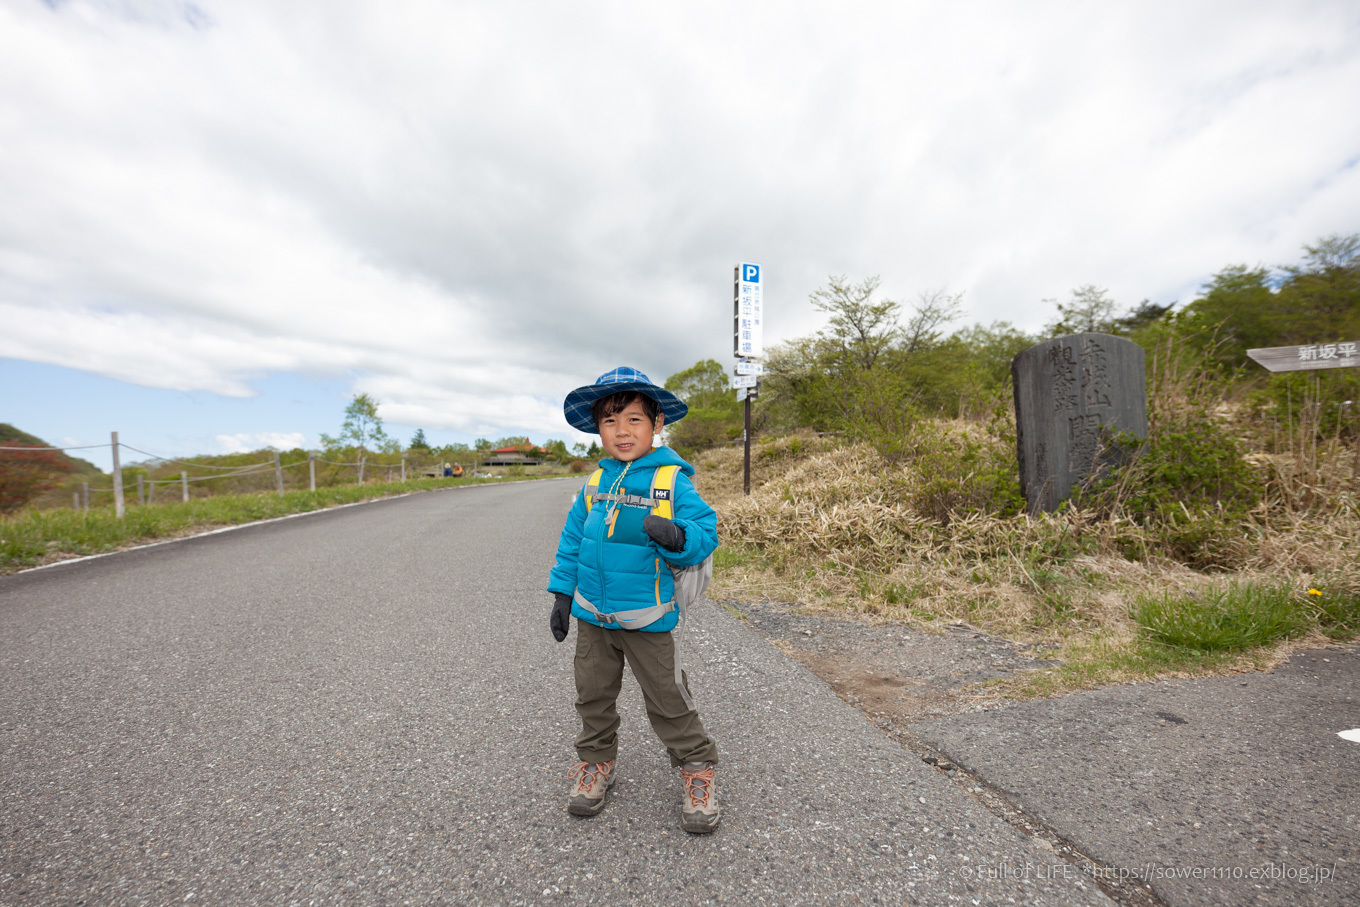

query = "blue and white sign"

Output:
[[734, 359, 765, 376], [733, 261, 764, 359], [731, 374, 759, 389]]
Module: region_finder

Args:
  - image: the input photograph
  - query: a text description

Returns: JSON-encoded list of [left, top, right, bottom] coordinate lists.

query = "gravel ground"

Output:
[[727, 597, 1061, 727], [0, 479, 1112, 906]]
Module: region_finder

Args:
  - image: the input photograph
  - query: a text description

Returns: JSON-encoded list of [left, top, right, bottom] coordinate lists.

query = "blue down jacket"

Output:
[[547, 446, 719, 633]]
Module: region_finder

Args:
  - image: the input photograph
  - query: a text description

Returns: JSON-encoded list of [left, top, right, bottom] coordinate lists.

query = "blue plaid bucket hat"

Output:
[[563, 366, 689, 433]]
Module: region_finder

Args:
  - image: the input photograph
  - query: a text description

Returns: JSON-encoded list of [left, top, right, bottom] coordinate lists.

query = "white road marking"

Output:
[[1338, 729, 1360, 744]]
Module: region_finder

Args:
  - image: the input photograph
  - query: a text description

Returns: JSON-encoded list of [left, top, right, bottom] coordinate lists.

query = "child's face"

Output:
[[598, 398, 664, 463]]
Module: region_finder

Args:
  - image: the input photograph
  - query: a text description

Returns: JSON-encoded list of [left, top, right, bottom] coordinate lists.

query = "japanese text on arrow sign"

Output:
[[1247, 340, 1360, 372]]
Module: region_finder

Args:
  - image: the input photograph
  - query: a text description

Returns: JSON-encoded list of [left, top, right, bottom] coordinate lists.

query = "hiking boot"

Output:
[[679, 761, 720, 834], [567, 760, 615, 816]]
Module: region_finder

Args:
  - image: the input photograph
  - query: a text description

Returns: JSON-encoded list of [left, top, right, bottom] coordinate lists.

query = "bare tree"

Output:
[[809, 275, 901, 371], [902, 289, 964, 353]]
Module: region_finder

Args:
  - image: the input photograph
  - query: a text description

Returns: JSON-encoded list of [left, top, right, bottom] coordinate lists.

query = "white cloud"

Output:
[[2, 0, 1358, 442], [214, 432, 306, 454]]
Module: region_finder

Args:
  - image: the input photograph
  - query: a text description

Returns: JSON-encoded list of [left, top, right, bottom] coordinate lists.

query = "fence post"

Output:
[[309, 454, 316, 492], [137, 474, 145, 506], [181, 471, 189, 503], [73, 492, 80, 510], [82, 482, 89, 513], [358, 455, 366, 485], [401, 458, 406, 482], [274, 451, 284, 496], [112, 432, 125, 519]]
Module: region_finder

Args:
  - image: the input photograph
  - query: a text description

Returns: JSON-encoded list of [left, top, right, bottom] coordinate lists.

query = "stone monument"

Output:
[[1011, 332, 1148, 514]]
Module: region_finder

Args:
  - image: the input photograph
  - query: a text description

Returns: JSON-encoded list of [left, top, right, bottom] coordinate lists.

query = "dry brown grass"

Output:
[[694, 423, 1359, 693]]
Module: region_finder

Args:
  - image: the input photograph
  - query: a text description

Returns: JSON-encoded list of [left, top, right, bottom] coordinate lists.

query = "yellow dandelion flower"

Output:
[[1307, 588, 1323, 596]]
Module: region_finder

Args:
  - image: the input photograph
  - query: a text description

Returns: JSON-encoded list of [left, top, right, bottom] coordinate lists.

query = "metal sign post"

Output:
[[733, 262, 764, 495]]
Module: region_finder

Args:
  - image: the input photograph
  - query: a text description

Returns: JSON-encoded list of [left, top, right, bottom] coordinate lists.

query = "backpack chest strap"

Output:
[[591, 491, 661, 509], [584, 464, 682, 518]]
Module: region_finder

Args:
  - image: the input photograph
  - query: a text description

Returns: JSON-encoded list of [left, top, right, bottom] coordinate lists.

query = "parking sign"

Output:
[[733, 262, 764, 359]]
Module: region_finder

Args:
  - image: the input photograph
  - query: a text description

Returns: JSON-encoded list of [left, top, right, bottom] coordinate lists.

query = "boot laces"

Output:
[[572, 761, 611, 795], [680, 764, 715, 806]]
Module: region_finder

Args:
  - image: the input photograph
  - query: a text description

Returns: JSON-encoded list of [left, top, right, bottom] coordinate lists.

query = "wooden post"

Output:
[[274, 451, 284, 496], [73, 492, 80, 510], [358, 455, 366, 485], [82, 482, 89, 513], [137, 474, 145, 506], [309, 454, 316, 492], [401, 458, 406, 483], [181, 471, 188, 503], [743, 393, 752, 495], [111, 432, 124, 519]]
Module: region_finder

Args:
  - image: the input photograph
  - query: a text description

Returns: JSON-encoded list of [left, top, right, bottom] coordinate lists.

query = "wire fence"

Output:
[[1, 432, 497, 518]]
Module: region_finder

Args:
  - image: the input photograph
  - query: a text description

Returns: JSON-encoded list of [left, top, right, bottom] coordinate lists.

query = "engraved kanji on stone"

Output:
[[1012, 332, 1148, 514], [1068, 413, 1104, 476], [1049, 346, 1079, 411], [1080, 338, 1112, 407]]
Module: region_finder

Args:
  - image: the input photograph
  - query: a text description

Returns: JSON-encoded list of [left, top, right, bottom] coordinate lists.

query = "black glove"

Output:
[[550, 592, 573, 642], [643, 515, 687, 553]]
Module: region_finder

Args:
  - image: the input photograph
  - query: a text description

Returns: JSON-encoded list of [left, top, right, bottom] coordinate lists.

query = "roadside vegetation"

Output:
[[0, 393, 586, 572], [0, 472, 571, 573], [690, 234, 1360, 697]]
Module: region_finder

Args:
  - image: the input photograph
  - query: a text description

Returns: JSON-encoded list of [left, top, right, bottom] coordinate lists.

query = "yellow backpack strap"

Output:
[[584, 468, 605, 512], [649, 465, 680, 519]]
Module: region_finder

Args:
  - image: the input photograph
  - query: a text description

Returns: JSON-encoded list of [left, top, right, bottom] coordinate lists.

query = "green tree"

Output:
[[1175, 265, 1275, 366], [809, 275, 901, 372], [543, 439, 571, 463], [664, 359, 743, 456], [409, 428, 431, 452], [1045, 284, 1118, 336], [947, 321, 1038, 386], [320, 393, 390, 453], [1111, 300, 1175, 336], [1276, 233, 1360, 343]]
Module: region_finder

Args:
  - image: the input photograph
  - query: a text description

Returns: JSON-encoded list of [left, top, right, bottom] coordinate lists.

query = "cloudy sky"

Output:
[[2, 0, 1358, 469]]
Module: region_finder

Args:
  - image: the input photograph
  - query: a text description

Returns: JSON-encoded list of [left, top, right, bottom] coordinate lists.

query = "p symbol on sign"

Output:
[[742, 264, 760, 283]]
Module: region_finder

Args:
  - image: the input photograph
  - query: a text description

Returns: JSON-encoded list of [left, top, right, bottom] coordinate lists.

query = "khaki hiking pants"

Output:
[[574, 620, 719, 767]]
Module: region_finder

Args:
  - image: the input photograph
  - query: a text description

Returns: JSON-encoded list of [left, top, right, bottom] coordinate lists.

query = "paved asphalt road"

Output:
[[913, 647, 1359, 907], [1, 479, 1109, 906]]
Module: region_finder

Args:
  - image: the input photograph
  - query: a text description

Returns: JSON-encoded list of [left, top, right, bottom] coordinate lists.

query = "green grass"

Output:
[[1310, 585, 1360, 640], [0, 474, 557, 572], [1130, 581, 1313, 652], [712, 548, 755, 570]]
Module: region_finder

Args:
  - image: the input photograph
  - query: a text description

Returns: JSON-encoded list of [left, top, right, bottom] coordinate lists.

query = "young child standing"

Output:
[[547, 366, 722, 834]]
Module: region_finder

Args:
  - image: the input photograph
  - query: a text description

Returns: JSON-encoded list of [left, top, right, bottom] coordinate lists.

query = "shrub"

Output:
[[0, 444, 77, 513]]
